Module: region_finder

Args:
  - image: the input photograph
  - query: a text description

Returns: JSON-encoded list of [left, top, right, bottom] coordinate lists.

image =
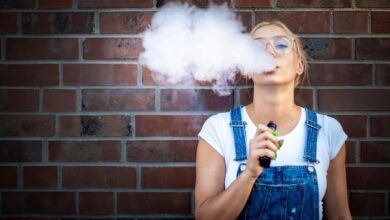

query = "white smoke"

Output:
[[139, 3, 276, 95]]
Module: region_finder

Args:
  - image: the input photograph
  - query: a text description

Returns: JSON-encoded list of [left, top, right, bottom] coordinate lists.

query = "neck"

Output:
[[246, 84, 301, 135]]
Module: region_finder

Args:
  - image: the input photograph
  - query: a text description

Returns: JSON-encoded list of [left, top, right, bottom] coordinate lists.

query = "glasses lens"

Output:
[[255, 39, 267, 51], [272, 36, 292, 54]]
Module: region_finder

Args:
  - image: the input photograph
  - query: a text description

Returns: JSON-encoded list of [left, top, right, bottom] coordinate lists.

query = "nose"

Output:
[[265, 42, 276, 57]]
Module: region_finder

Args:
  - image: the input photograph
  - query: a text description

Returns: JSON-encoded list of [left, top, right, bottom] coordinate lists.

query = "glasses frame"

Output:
[[254, 35, 295, 56]]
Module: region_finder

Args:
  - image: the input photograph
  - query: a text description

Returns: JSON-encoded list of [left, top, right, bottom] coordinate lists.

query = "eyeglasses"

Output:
[[254, 35, 294, 55]]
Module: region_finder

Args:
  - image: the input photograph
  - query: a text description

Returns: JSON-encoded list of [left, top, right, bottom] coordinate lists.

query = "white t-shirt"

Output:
[[198, 106, 347, 218]]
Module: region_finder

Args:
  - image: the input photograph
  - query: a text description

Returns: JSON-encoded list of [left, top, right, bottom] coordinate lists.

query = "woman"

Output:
[[195, 21, 352, 220]]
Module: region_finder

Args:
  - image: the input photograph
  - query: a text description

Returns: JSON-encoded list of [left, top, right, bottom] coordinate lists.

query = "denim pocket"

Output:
[[242, 183, 306, 220]]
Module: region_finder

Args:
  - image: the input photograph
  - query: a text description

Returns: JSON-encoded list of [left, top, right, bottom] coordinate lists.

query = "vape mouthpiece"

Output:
[[267, 121, 277, 131]]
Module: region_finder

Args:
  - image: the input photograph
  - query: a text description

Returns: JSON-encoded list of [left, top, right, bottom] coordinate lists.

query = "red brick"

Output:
[[135, 115, 207, 136], [142, 167, 195, 188], [318, 89, 390, 111], [100, 12, 152, 34], [63, 64, 137, 86], [361, 141, 390, 163], [372, 12, 390, 33], [302, 38, 351, 60], [117, 192, 190, 214], [62, 166, 136, 188], [356, 38, 390, 60], [83, 38, 142, 60], [0, 166, 17, 188], [127, 140, 197, 162], [23, 166, 57, 188], [356, 0, 390, 8], [350, 192, 386, 215], [2, 192, 75, 214], [0, 141, 41, 162], [345, 141, 356, 163], [0, 13, 18, 33], [49, 141, 121, 162], [6, 38, 78, 60], [332, 115, 367, 138], [255, 11, 330, 33], [39, 0, 72, 8], [277, 0, 351, 7], [156, 0, 209, 8], [59, 115, 132, 137], [0, 116, 55, 137], [347, 167, 390, 189], [0, 218, 56, 220], [376, 64, 390, 86], [236, 0, 271, 8], [334, 11, 368, 33], [0, 89, 39, 111], [22, 12, 94, 34], [43, 89, 76, 112], [0, 0, 35, 9], [306, 64, 372, 86], [161, 89, 234, 111], [82, 89, 154, 111], [0, 64, 59, 86], [237, 12, 252, 33], [79, 192, 113, 214], [79, 0, 153, 8], [371, 116, 390, 137]]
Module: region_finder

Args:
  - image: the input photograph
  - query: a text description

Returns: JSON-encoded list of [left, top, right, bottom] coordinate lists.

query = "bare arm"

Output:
[[195, 125, 278, 220], [324, 144, 352, 220]]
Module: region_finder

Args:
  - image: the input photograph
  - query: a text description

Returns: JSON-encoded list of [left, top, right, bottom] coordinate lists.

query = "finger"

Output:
[[251, 131, 279, 146], [251, 139, 278, 153], [251, 148, 276, 160], [255, 123, 273, 136]]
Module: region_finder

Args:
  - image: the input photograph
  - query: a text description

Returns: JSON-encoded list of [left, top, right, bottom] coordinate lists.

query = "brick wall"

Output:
[[0, 0, 389, 219]]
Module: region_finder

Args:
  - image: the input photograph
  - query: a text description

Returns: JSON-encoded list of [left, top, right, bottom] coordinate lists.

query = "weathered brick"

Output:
[[302, 38, 351, 60], [100, 12, 152, 34], [372, 12, 390, 33], [306, 64, 372, 86], [0, 141, 41, 162], [38, 0, 72, 8], [63, 64, 137, 86], [0, 64, 59, 86], [127, 140, 197, 162], [376, 64, 390, 86], [135, 115, 207, 136], [350, 192, 386, 215], [371, 115, 390, 137], [0, 12, 18, 33], [345, 141, 357, 163], [6, 38, 78, 60], [236, 0, 271, 8], [318, 89, 390, 111], [255, 11, 330, 33], [0, 0, 35, 9], [117, 192, 191, 214], [332, 115, 367, 138], [23, 166, 57, 188], [356, 38, 390, 60], [0, 89, 39, 112], [160, 89, 234, 111], [82, 89, 154, 111], [43, 89, 76, 112], [79, 0, 153, 8], [59, 115, 132, 137], [156, 0, 209, 8], [334, 11, 368, 33], [83, 38, 142, 60], [142, 167, 195, 188], [49, 141, 121, 162], [79, 192, 113, 214], [2, 192, 75, 214], [361, 141, 390, 163], [62, 166, 136, 188], [22, 12, 94, 34], [0, 116, 55, 137], [347, 167, 390, 189], [277, 0, 351, 7], [0, 166, 17, 188], [356, 0, 390, 8]]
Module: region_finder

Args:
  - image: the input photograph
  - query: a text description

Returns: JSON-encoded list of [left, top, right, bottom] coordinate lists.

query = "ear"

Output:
[[296, 59, 304, 75]]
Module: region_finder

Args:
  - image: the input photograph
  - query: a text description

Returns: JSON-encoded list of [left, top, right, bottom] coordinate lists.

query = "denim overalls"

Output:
[[230, 106, 321, 220]]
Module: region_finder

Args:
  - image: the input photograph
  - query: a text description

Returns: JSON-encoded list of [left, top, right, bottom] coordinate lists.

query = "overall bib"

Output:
[[230, 106, 321, 220]]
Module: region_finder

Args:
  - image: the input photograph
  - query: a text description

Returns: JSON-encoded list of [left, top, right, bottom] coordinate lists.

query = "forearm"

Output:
[[196, 170, 257, 220]]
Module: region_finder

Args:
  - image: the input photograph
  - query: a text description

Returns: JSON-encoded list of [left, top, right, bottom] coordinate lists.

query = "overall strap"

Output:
[[230, 106, 247, 161], [303, 108, 321, 163]]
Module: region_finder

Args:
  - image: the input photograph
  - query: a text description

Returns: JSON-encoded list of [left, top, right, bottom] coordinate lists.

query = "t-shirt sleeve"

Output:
[[198, 114, 226, 158], [325, 116, 348, 160]]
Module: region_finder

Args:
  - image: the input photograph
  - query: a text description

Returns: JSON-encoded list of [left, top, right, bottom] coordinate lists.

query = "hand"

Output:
[[244, 124, 280, 179]]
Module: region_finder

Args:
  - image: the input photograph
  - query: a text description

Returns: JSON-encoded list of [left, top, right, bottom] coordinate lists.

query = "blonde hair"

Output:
[[250, 21, 308, 87]]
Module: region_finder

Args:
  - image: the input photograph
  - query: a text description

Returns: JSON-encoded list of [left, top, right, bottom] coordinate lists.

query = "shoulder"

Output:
[[314, 112, 344, 133]]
